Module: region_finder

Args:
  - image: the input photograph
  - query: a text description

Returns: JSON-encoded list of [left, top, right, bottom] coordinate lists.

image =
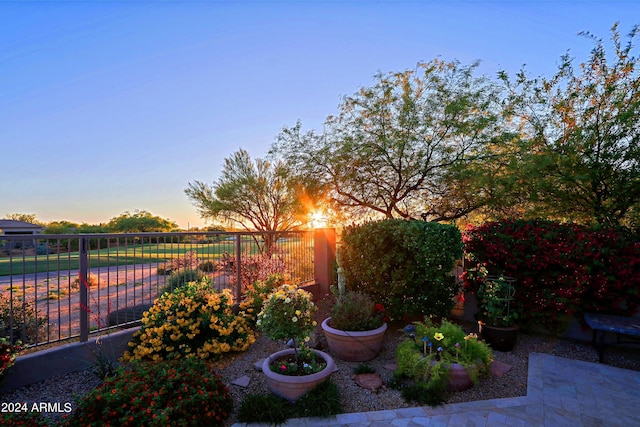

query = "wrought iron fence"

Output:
[[0, 230, 315, 348]]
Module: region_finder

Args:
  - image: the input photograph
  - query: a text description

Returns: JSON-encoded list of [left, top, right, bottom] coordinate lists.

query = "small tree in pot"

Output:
[[476, 275, 519, 351]]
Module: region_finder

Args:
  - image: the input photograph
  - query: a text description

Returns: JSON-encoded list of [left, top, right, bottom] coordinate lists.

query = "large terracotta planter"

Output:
[[478, 321, 519, 352], [262, 348, 335, 402], [321, 317, 387, 362]]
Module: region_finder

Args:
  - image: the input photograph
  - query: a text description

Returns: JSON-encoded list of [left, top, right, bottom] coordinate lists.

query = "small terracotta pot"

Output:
[[262, 348, 335, 402], [321, 317, 387, 362]]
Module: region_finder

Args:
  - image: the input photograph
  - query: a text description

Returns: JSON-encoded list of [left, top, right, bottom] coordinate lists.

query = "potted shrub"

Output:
[[395, 319, 493, 397], [257, 284, 336, 402], [321, 289, 388, 361], [476, 275, 519, 351]]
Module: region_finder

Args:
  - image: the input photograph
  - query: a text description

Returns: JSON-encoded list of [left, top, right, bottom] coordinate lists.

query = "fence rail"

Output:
[[0, 230, 315, 348]]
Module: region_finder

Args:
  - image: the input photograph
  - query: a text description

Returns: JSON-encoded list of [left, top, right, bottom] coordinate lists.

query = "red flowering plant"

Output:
[[66, 358, 232, 427], [463, 219, 640, 333], [329, 288, 388, 331], [0, 337, 23, 383]]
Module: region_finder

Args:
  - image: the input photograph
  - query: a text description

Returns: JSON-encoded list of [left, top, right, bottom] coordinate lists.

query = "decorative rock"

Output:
[[383, 363, 398, 371], [490, 360, 512, 377], [254, 359, 266, 371], [230, 375, 250, 387], [353, 373, 385, 393]]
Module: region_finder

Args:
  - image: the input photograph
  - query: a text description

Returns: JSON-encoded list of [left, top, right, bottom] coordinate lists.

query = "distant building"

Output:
[[0, 219, 44, 250]]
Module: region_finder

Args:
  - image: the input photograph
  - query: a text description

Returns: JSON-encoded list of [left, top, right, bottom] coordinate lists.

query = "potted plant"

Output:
[[395, 319, 493, 396], [476, 275, 519, 351], [257, 283, 335, 402], [321, 289, 388, 361]]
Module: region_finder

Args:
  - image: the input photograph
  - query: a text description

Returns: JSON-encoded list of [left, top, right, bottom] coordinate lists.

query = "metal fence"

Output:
[[0, 230, 314, 348]]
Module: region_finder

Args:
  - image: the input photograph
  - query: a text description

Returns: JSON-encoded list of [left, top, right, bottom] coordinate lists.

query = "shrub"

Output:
[[122, 278, 255, 362], [329, 289, 386, 331], [0, 411, 50, 427], [257, 284, 317, 346], [0, 337, 22, 382], [72, 273, 98, 290], [162, 268, 204, 293], [0, 295, 47, 345], [198, 260, 217, 272], [340, 219, 464, 318], [162, 250, 200, 273], [227, 250, 288, 293], [67, 358, 232, 427], [239, 273, 286, 324], [463, 219, 640, 332]]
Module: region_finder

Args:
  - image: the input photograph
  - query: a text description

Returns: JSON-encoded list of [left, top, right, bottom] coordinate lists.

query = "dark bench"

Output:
[[583, 312, 640, 362]]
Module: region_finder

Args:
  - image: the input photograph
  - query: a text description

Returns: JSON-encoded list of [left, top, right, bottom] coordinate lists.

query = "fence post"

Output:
[[313, 228, 336, 296], [78, 236, 89, 342], [235, 234, 242, 305]]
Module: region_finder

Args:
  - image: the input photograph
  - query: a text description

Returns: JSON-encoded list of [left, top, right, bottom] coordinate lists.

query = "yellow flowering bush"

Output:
[[123, 278, 255, 362], [257, 284, 316, 346]]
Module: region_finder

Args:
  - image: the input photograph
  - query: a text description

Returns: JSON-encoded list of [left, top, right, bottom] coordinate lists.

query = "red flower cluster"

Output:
[[463, 219, 640, 333]]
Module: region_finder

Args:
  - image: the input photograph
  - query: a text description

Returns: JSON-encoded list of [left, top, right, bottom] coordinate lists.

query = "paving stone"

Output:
[[253, 358, 265, 371], [230, 375, 250, 387]]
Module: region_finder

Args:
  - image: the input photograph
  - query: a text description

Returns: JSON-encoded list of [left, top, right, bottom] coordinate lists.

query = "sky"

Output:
[[2, 1, 639, 229]]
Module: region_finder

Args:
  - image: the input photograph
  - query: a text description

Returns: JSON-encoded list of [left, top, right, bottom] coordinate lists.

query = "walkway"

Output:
[[233, 353, 640, 426]]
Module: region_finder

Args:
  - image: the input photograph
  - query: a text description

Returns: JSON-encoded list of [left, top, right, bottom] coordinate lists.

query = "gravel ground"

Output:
[[3, 295, 640, 426]]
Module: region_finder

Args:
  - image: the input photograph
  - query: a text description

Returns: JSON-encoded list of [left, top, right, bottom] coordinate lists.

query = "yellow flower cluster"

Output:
[[122, 279, 255, 362], [256, 283, 317, 344]]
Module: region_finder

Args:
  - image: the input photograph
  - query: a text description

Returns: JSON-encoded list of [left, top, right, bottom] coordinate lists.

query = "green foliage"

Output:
[[237, 394, 290, 425], [162, 268, 204, 293], [395, 320, 492, 386], [67, 358, 232, 427], [0, 411, 50, 427], [476, 275, 518, 327], [107, 210, 178, 233], [498, 24, 640, 226], [340, 219, 463, 318], [123, 278, 255, 362], [0, 337, 22, 382], [257, 284, 317, 346], [399, 379, 447, 407], [329, 289, 385, 331], [272, 58, 503, 222], [239, 273, 286, 324], [237, 379, 341, 424], [463, 219, 640, 332], [353, 363, 375, 374], [185, 149, 305, 251], [0, 295, 47, 345]]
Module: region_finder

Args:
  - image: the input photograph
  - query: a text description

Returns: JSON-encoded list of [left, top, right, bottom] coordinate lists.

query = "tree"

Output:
[[272, 59, 506, 222], [5, 213, 38, 224], [107, 210, 178, 233], [500, 23, 640, 226], [185, 149, 304, 252]]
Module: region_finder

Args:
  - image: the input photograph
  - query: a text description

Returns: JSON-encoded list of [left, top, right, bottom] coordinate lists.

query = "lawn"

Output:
[[0, 237, 264, 276]]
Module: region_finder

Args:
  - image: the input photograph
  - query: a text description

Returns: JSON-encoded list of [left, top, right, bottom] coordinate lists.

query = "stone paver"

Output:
[[232, 352, 640, 427]]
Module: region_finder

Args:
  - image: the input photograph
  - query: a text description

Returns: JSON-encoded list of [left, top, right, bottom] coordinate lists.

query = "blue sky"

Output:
[[2, 1, 638, 229]]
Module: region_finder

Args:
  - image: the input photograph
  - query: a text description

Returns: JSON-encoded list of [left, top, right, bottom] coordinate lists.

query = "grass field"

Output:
[[0, 238, 267, 276]]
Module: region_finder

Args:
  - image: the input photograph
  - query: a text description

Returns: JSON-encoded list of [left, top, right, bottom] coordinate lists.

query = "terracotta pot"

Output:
[[446, 363, 475, 392], [262, 348, 335, 402], [321, 317, 387, 362], [478, 321, 519, 352]]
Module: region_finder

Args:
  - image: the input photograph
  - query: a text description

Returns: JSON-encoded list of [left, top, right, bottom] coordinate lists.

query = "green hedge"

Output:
[[340, 219, 463, 319]]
